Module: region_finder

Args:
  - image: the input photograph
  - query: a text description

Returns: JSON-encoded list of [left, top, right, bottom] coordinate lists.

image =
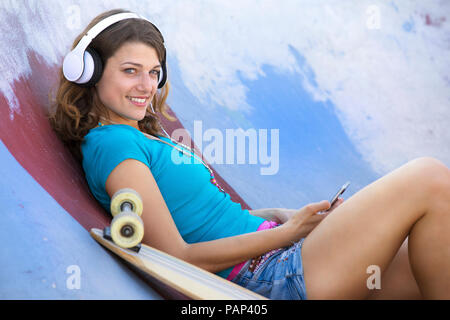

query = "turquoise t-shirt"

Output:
[[81, 124, 265, 278]]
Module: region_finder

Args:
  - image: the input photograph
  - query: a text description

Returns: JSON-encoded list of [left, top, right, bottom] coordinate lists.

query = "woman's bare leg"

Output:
[[367, 239, 421, 300], [301, 157, 450, 299]]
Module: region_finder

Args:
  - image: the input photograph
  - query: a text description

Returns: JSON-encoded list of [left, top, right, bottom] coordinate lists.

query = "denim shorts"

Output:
[[230, 238, 308, 300]]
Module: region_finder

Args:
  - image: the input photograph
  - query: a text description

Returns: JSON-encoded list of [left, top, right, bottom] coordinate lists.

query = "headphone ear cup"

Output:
[[78, 47, 103, 87], [158, 59, 167, 89]]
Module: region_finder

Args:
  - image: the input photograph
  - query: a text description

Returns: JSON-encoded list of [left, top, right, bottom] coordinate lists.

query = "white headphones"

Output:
[[63, 12, 167, 88]]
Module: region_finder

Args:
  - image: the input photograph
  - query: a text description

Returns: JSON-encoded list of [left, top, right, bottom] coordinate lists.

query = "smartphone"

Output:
[[328, 181, 350, 209]]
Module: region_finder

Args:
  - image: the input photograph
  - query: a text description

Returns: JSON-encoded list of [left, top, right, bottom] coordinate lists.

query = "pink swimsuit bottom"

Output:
[[226, 220, 279, 280]]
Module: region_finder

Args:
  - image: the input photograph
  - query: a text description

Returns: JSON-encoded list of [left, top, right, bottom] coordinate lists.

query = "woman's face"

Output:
[[95, 41, 161, 128]]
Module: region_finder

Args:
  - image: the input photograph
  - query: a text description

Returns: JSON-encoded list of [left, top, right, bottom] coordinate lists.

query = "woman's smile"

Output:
[[126, 95, 150, 107]]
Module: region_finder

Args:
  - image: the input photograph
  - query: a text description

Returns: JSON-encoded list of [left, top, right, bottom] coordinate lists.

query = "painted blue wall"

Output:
[[0, 141, 161, 299]]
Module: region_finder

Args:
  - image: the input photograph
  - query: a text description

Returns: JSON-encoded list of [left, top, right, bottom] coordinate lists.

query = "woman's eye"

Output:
[[150, 70, 161, 76], [124, 68, 136, 74], [123, 68, 160, 77]]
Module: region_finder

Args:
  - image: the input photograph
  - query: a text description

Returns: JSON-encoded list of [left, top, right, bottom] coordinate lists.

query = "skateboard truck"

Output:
[[103, 188, 145, 253], [103, 226, 141, 253]]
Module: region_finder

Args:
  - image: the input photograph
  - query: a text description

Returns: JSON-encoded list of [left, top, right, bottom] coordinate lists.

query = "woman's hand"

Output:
[[281, 198, 344, 242], [272, 197, 344, 224]]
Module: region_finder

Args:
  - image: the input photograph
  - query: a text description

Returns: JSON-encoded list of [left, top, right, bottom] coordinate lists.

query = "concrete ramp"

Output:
[[0, 5, 249, 299]]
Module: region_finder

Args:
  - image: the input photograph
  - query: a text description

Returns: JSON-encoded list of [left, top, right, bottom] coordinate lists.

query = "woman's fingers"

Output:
[[300, 200, 331, 219], [326, 197, 345, 212], [308, 212, 329, 223], [284, 200, 332, 240], [306, 200, 330, 214]]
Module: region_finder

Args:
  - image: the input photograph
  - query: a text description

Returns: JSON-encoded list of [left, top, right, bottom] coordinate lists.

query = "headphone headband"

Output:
[[63, 12, 167, 88], [77, 13, 142, 55]]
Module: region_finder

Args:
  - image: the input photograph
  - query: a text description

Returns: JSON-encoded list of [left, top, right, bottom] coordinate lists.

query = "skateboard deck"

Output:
[[90, 228, 267, 300]]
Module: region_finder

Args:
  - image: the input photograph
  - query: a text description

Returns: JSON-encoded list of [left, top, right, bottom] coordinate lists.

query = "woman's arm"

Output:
[[248, 208, 280, 221], [183, 224, 293, 273], [249, 208, 295, 223], [105, 159, 330, 273]]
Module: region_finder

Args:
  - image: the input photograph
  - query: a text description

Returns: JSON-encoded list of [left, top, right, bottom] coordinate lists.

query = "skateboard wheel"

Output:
[[110, 188, 143, 217], [110, 211, 144, 248]]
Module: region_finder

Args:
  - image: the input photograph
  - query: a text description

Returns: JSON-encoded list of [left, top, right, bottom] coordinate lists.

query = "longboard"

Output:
[[90, 228, 267, 300], [90, 188, 266, 299]]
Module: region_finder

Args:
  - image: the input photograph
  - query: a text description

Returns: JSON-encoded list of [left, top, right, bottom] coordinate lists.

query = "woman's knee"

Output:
[[407, 157, 450, 201], [407, 157, 447, 171]]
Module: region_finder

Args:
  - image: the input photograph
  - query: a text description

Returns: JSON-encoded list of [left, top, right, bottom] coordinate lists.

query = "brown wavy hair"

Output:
[[48, 8, 175, 163]]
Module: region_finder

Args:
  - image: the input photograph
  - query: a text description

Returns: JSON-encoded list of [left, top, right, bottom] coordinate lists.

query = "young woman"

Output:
[[49, 9, 450, 300]]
